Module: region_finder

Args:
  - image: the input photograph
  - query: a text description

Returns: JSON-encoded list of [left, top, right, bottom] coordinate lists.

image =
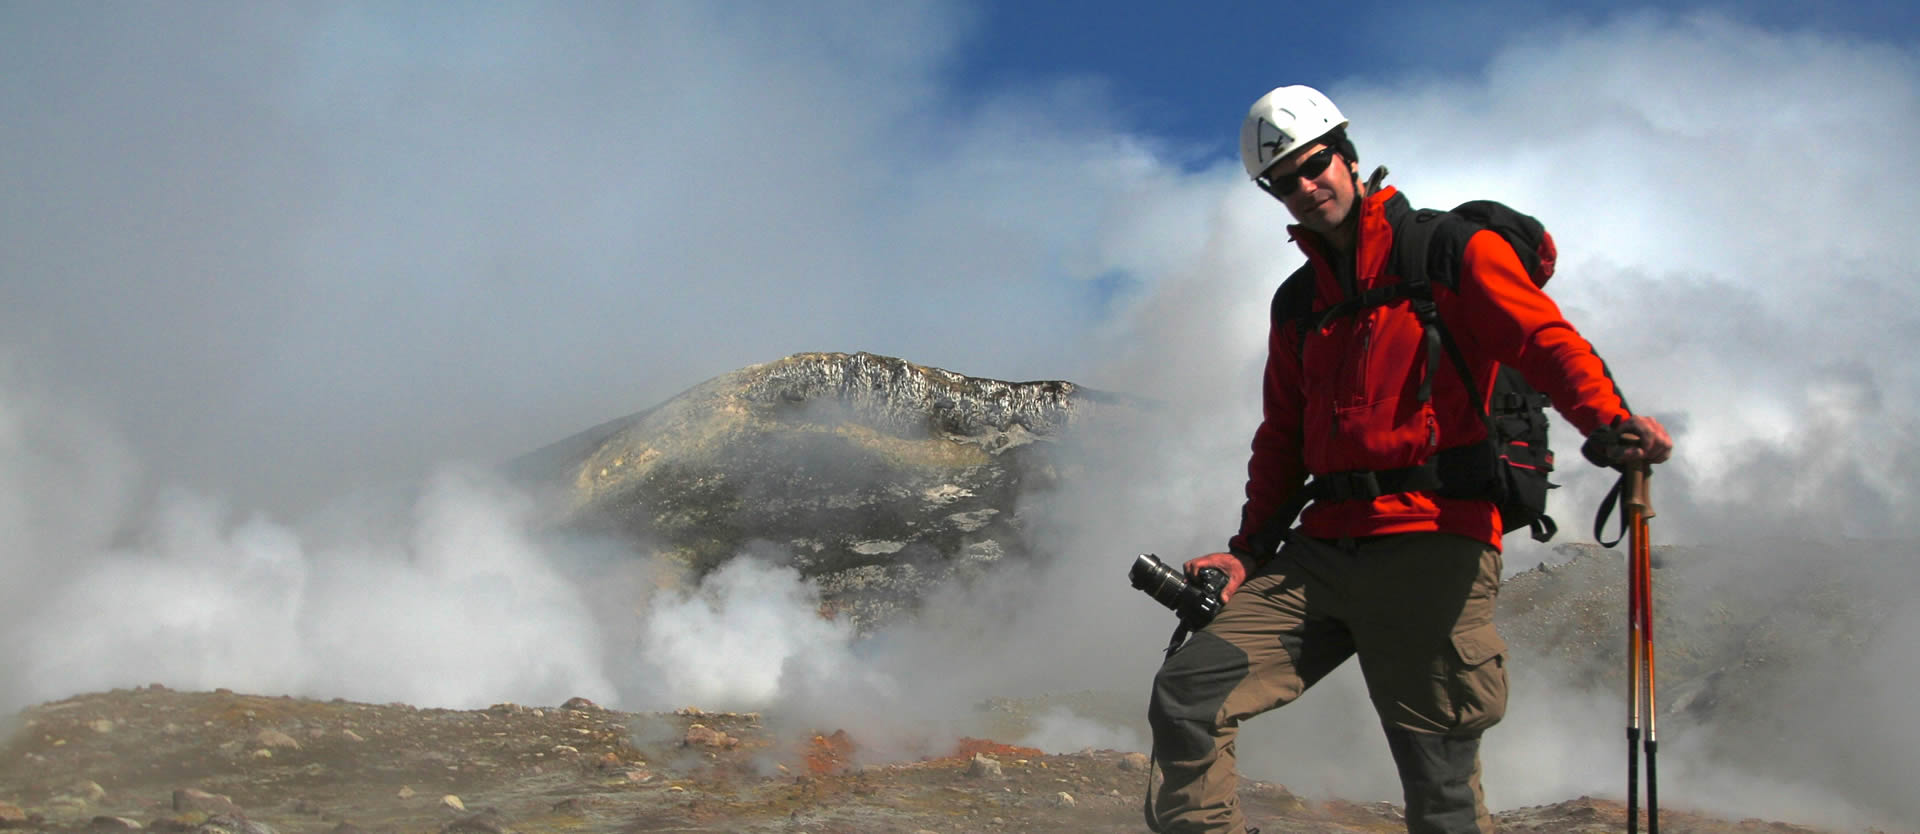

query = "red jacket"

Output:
[[1229, 186, 1632, 553]]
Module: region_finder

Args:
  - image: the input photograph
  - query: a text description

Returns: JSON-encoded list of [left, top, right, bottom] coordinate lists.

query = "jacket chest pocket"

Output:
[[1300, 305, 1441, 467]]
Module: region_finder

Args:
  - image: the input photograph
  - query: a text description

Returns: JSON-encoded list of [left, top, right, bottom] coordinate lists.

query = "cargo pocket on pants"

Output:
[[1448, 622, 1509, 733]]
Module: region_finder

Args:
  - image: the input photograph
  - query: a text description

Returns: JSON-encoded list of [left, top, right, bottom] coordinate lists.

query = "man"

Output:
[[1145, 85, 1674, 834]]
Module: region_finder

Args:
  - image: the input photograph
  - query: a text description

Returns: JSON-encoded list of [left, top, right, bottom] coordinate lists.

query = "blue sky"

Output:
[[964, 0, 1919, 160]]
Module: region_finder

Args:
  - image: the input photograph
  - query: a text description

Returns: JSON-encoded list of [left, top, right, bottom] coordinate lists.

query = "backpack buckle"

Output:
[[1325, 471, 1383, 502]]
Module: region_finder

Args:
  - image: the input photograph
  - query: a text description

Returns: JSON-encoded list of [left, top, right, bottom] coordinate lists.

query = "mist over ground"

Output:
[[3, 3, 1916, 830]]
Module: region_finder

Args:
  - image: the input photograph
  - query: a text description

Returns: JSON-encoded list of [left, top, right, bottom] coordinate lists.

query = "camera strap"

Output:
[[1163, 624, 1191, 657]]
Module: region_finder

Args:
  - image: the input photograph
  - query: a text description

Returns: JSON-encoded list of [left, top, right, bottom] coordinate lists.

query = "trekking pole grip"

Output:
[[1625, 464, 1654, 520]]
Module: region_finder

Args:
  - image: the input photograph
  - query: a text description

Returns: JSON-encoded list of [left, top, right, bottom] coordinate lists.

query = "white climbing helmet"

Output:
[[1239, 85, 1348, 179]]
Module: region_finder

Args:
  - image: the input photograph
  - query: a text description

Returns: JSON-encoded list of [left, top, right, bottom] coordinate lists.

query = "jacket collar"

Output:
[[1290, 185, 1409, 301]]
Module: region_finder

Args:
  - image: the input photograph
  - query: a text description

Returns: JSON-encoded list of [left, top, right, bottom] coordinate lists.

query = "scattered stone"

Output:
[[967, 754, 1003, 779], [440, 796, 465, 812], [675, 707, 704, 717], [341, 730, 365, 743], [624, 769, 652, 783], [254, 730, 300, 750], [196, 814, 278, 834], [1052, 792, 1076, 808], [89, 816, 141, 830], [560, 697, 598, 711], [682, 724, 737, 749], [395, 787, 416, 800], [441, 809, 512, 834], [173, 789, 240, 817], [77, 781, 107, 801], [249, 749, 273, 760], [594, 752, 622, 770], [1120, 752, 1151, 772], [88, 719, 116, 734], [46, 795, 89, 816], [0, 802, 27, 826]]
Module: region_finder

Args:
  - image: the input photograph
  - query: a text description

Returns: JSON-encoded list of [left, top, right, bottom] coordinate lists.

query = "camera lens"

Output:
[[1130, 554, 1190, 610]]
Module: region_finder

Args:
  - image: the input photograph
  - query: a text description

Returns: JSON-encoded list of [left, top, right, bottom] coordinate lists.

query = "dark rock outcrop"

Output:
[[511, 352, 1137, 626]]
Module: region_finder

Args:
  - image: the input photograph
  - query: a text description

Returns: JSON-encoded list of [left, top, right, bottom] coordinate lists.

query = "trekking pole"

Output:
[[1628, 463, 1658, 834], [1585, 426, 1661, 834], [1625, 481, 1641, 834]]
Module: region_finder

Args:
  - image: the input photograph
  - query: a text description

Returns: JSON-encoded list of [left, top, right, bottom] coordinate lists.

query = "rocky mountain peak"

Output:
[[512, 352, 1130, 627]]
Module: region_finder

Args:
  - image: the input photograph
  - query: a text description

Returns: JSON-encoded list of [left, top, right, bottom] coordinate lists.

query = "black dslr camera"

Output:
[[1129, 554, 1229, 631]]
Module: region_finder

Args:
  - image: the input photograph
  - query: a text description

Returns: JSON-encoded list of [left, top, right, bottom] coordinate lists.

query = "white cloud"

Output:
[[634, 557, 866, 712], [1018, 706, 1145, 755], [6, 464, 617, 710]]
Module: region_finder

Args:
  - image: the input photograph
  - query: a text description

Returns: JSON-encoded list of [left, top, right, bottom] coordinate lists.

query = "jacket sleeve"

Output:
[[1227, 314, 1310, 560], [1447, 230, 1633, 435]]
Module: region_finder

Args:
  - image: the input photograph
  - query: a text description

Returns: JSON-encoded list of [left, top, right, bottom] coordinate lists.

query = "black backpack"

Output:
[[1247, 197, 1562, 554]]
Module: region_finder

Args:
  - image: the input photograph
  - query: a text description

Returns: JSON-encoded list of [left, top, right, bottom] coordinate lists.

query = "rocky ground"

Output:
[[0, 687, 1864, 834]]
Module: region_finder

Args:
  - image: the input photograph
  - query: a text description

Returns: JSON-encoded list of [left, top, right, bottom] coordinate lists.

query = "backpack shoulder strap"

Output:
[[1388, 206, 1485, 405], [1391, 206, 1480, 292], [1271, 262, 1318, 354]]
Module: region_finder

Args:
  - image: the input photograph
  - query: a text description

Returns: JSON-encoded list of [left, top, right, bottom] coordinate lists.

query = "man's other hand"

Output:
[[1184, 551, 1256, 603]]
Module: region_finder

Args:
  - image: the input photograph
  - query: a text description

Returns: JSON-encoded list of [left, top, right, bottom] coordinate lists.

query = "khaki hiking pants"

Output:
[[1147, 532, 1508, 834]]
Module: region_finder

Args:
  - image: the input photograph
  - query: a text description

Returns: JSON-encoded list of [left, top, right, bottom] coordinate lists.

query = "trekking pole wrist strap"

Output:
[[1593, 472, 1629, 547], [1582, 416, 1638, 468]]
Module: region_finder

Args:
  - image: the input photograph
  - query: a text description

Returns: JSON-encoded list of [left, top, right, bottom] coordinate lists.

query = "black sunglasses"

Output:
[[1259, 146, 1338, 197]]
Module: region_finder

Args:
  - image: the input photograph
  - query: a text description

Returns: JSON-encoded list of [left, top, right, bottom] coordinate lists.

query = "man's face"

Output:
[[1261, 141, 1357, 237]]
